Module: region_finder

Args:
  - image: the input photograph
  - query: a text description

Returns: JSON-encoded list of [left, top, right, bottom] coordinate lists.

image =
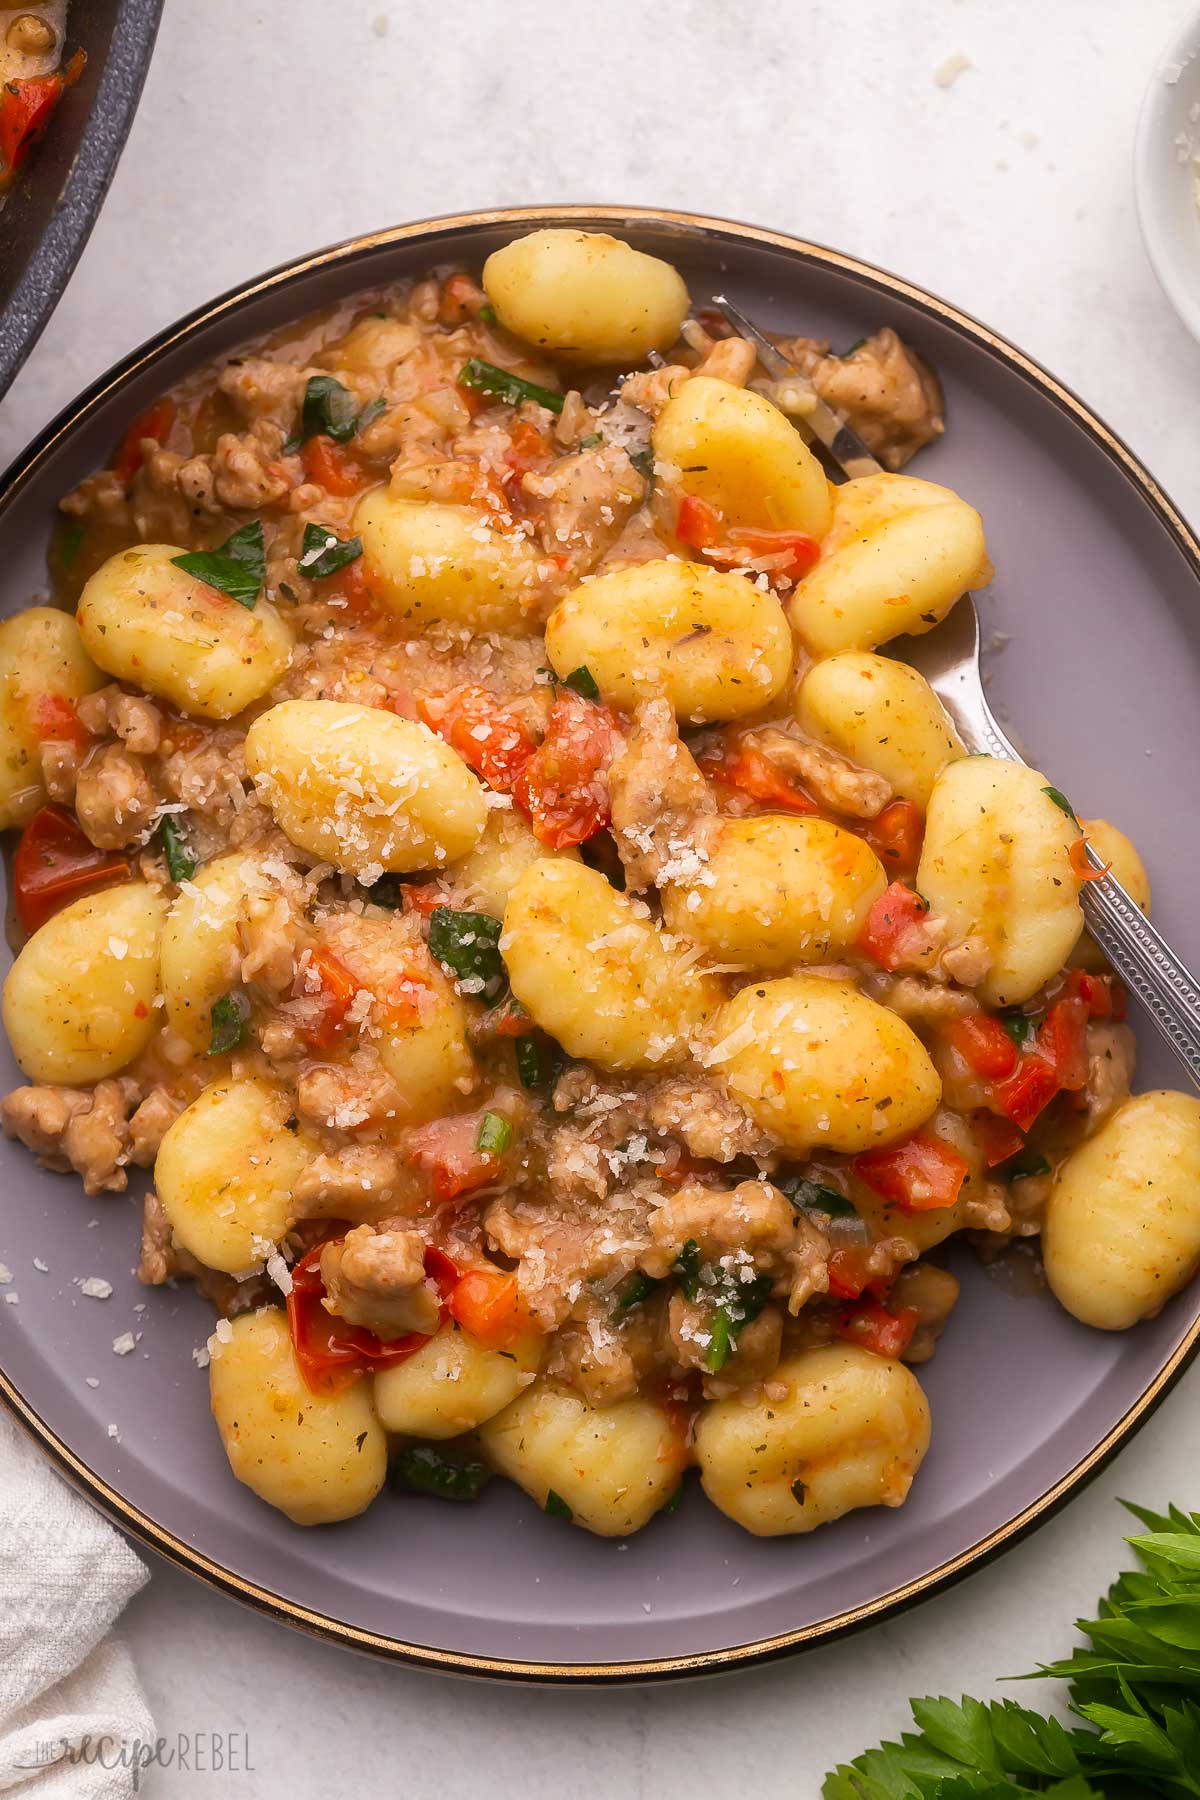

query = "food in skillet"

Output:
[[0, 6, 76, 198], [3, 228, 1199, 1539]]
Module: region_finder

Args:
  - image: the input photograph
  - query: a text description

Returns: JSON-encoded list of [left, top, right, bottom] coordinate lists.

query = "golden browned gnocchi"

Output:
[[2, 882, 163, 1083], [917, 755, 1084, 1007], [0, 234, 1177, 1551], [209, 1309, 387, 1525], [245, 699, 487, 876], [545, 559, 792, 722], [695, 1345, 931, 1534], [502, 858, 721, 1070], [479, 1380, 687, 1535], [77, 545, 293, 719], [789, 472, 989, 657], [0, 607, 103, 828], [482, 228, 689, 362]]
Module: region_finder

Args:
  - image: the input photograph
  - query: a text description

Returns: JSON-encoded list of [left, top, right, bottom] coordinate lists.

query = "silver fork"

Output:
[[714, 295, 1200, 1091]]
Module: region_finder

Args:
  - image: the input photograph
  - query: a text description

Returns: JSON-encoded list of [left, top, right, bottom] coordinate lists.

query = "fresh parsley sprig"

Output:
[[823, 1499, 1200, 1797], [171, 520, 265, 609]]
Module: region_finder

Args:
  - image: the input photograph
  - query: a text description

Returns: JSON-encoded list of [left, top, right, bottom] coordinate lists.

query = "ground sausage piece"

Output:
[[38, 738, 83, 805], [295, 1054, 405, 1133], [178, 429, 290, 513], [744, 727, 893, 819], [522, 444, 646, 578], [608, 699, 715, 891], [291, 1146, 409, 1216], [647, 1178, 798, 1269], [127, 1088, 185, 1165], [319, 1225, 441, 1338], [776, 327, 945, 471], [217, 357, 311, 430], [1, 1079, 136, 1195], [647, 1074, 774, 1163], [74, 745, 157, 849], [1082, 1021, 1136, 1133]]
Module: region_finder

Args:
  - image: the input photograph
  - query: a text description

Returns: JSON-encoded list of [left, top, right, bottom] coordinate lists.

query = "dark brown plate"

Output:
[[1, 207, 1198, 1682]]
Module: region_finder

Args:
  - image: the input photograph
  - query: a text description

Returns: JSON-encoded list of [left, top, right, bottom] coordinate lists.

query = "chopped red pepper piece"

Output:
[[409, 1112, 510, 1204], [512, 689, 622, 849], [991, 1054, 1060, 1132], [286, 1238, 460, 1395], [0, 72, 63, 177], [832, 1300, 919, 1360], [447, 1268, 531, 1348], [826, 1245, 894, 1301], [113, 399, 176, 484], [949, 1012, 1019, 1081], [971, 1111, 1026, 1169], [301, 435, 364, 495], [30, 691, 87, 750], [12, 806, 130, 934], [294, 947, 361, 1052], [853, 1132, 970, 1213], [504, 418, 554, 475], [675, 495, 819, 579], [855, 881, 931, 970], [1039, 995, 1089, 1092], [858, 799, 923, 880], [417, 684, 535, 792], [697, 743, 818, 814], [1063, 968, 1124, 1021]]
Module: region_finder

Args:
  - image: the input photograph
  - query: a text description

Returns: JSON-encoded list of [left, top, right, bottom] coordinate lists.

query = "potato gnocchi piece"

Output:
[[2, 882, 164, 1084], [917, 755, 1083, 1007], [354, 492, 545, 634], [694, 1344, 931, 1535], [1043, 1091, 1200, 1330], [155, 1077, 315, 1274], [479, 1379, 687, 1536], [76, 545, 293, 720], [706, 975, 941, 1155], [0, 606, 104, 828], [245, 699, 487, 876], [796, 651, 964, 808], [545, 559, 792, 723], [652, 375, 832, 541], [444, 808, 579, 918], [502, 859, 722, 1071], [482, 228, 689, 364], [373, 1319, 543, 1437], [1072, 817, 1151, 973], [789, 472, 988, 658], [209, 1309, 387, 1525], [373, 962, 475, 1125], [160, 852, 270, 1052], [661, 815, 886, 970]]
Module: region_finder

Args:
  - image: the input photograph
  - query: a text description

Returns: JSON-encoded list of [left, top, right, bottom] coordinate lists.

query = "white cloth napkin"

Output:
[[0, 1413, 153, 1797]]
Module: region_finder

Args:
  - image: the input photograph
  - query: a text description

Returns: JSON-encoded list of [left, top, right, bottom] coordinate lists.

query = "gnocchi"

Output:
[[0, 606, 103, 828], [917, 755, 1084, 1007], [209, 1309, 387, 1525], [245, 699, 487, 876], [373, 1318, 542, 1437], [796, 651, 964, 808], [77, 545, 293, 719], [354, 492, 545, 634], [482, 228, 689, 363], [2, 882, 163, 1083], [503, 858, 721, 1070], [479, 1380, 687, 1535], [545, 559, 793, 722]]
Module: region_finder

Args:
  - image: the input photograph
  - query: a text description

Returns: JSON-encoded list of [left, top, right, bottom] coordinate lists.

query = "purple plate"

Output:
[[1, 208, 1198, 1682]]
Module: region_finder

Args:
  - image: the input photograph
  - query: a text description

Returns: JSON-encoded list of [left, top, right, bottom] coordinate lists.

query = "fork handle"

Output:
[[1079, 856, 1200, 1089]]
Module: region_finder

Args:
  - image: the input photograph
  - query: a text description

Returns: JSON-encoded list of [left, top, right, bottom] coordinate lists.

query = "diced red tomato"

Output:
[[697, 743, 818, 814], [949, 1012, 1019, 1081], [12, 806, 129, 934], [504, 419, 554, 475], [855, 881, 931, 970], [113, 398, 176, 484], [853, 1132, 969, 1213], [859, 799, 923, 880], [675, 494, 723, 551], [675, 496, 820, 580], [448, 1268, 530, 1348], [971, 1111, 1026, 1169], [0, 72, 63, 177], [30, 692, 87, 750], [1063, 968, 1124, 1021], [440, 271, 486, 324], [329, 556, 378, 616], [1039, 996, 1089, 1093], [417, 684, 535, 792], [294, 947, 361, 1052], [832, 1300, 919, 1360], [991, 1054, 1060, 1132], [826, 1245, 893, 1301], [286, 1238, 460, 1395], [409, 1112, 510, 1204], [301, 435, 364, 495], [401, 880, 449, 918], [512, 689, 623, 849]]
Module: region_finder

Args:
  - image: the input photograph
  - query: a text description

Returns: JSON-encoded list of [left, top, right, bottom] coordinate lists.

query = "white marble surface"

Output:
[[4, 1, 1200, 1792]]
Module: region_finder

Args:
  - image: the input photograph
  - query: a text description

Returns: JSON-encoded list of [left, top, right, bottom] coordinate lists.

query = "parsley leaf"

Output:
[[427, 907, 506, 1002], [1043, 786, 1079, 823], [298, 374, 361, 444], [171, 521, 265, 609], [458, 357, 565, 413], [562, 665, 600, 701], [544, 1488, 573, 1520], [1000, 1010, 1037, 1047], [779, 1174, 858, 1219], [391, 1443, 491, 1503], [159, 816, 195, 884], [208, 990, 250, 1056], [298, 522, 363, 579]]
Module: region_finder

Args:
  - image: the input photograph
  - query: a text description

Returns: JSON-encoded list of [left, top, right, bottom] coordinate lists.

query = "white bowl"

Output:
[[1135, 9, 1200, 342]]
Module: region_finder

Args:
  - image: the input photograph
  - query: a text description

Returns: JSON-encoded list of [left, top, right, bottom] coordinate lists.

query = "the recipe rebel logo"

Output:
[[12, 1730, 255, 1788]]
